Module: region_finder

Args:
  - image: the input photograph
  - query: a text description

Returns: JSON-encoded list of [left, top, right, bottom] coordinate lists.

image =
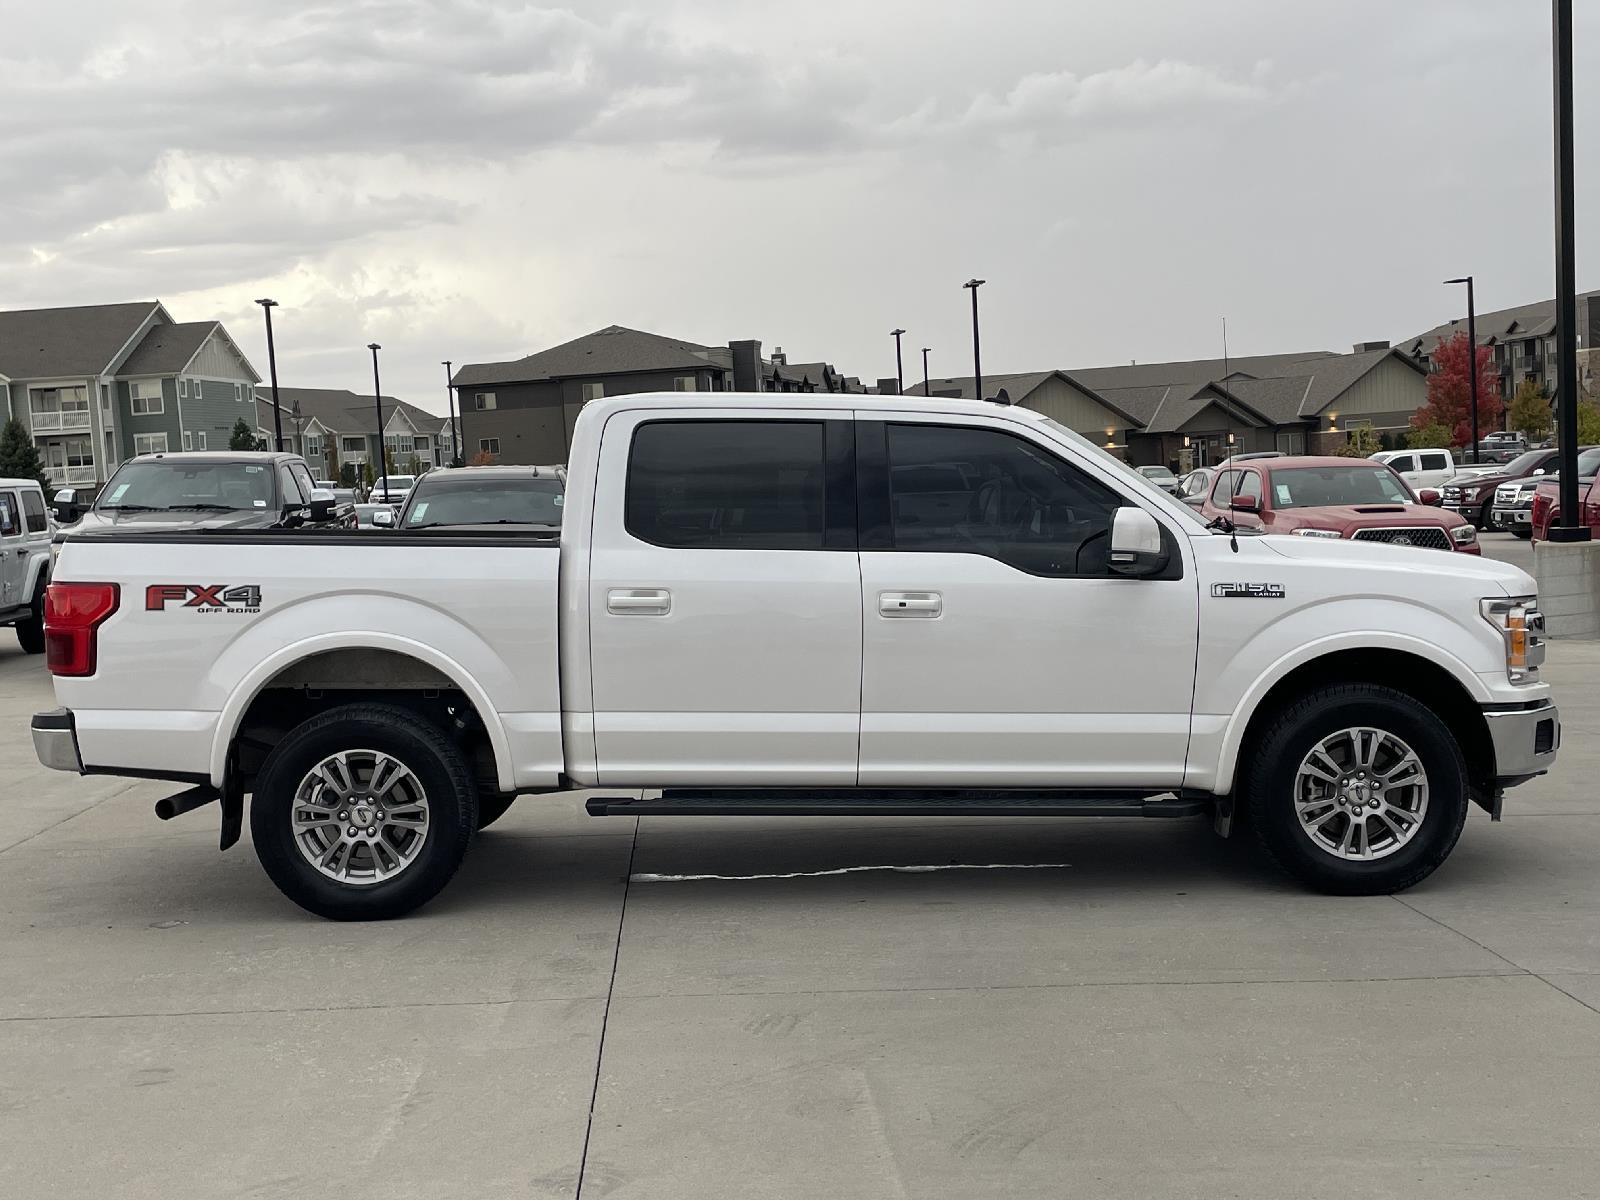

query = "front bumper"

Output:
[[1493, 506, 1532, 526], [1484, 700, 1559, 783], [32, 708, 84, 774]]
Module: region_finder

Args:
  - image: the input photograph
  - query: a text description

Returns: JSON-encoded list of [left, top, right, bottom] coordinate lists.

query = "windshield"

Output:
[[1270, 466, 1412, 509], [1495, 449, 1549, 476], [404, 476, 564, 528], [1037, 417, 1210, 528], [1138, 466, 1175, 481], [97, 461, 276, 511], [381, 476, 416, 490]]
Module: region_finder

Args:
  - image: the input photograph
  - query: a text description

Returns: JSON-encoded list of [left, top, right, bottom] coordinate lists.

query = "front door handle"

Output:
[[608, 588, 672, 616], [879, 591, 942, 618]]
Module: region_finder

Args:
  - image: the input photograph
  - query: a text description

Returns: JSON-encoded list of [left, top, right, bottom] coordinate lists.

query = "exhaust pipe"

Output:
[[155, 785, 220, 821]]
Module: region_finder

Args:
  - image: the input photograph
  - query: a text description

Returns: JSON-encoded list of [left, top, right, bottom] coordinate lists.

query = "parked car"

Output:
[[1475, 432, 1528, 464], [1529, 450, 1600, 542], [1504, 447, 1600, 539], [353, 503, 395, 530], [397, 465, 565, 531], [369, 474, 417, 505], [1368, 448, 1463, 491], [34, 393, 1556, 919], [1199, 456, 1479, 553], [1175, 467, 1217, 508], [0, 478, 53, 653], [1445, 447, 1578, 530], [1135, 465, 1182, 496], [58, 452, 353, 537]]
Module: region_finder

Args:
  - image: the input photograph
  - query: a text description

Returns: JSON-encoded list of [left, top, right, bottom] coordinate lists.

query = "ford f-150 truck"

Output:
[[32, 393, 1559, 919]]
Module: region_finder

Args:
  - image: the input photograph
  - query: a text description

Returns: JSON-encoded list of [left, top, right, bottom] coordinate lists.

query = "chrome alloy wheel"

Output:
[[291, 750, 430, 885], [1293, 726, 1429, 861]]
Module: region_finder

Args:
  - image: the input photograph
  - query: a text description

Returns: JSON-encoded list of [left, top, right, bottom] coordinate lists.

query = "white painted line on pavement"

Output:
[[630, 862, 1072, 883]]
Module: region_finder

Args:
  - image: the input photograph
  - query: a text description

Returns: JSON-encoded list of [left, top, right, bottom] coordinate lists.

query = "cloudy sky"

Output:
[[4, 0, 1597, 411]]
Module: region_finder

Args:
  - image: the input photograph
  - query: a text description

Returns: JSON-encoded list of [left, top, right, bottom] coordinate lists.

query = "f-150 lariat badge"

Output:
[[1211, 583, 1286, 599]]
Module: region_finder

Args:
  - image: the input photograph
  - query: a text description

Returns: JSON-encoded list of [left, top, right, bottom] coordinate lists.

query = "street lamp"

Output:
[[890, 329, 906, 395], [442, 360, 458, 466], [1445, 276, 1480, 463], [921, 347, 931, 398], [255, 299, 283, 450], [963, 279, 985, 402], [1549, 0, 1589, 542], [368, 343, 388, 501]]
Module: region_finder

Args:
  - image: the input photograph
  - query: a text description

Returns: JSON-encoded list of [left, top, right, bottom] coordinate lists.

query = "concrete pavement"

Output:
[[1, 554, 1597, 1197]]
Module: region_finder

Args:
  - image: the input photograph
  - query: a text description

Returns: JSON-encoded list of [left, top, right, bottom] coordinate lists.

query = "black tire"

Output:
[[1476, 500, 1493, 531], [475, 793, 516, 830], [1241, 683, 1468, 895], [250, 703, 478, 920], [1513, 527, 1532, 540], [15, 585, 44, 655]]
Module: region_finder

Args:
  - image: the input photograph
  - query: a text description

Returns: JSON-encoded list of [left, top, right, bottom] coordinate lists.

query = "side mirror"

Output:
[[1418, 488, 1442, 506], [372, 508, 395, 528], [1230, 493, 1260, 514], [52, 489, 81, 524], [1108, 507, 1168, 578], [308, 488, 336, 522]]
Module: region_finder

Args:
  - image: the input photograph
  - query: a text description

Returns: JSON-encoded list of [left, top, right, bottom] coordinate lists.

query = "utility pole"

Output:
[[1548, 0, 1589, 541], [890, 329, 906, 395], [1445, 277, 1480, 463], [368, 343, 388, 502], [963, 279, 985, 402], [442, 360, 458, 466], [256, 299, 283, 450], [921, 347, 931, 398]]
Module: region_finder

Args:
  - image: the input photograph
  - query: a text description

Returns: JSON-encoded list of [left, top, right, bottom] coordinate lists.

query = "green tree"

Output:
[[1506, 381, 1552, 443], [0, 418, 50, 490], [361, 461, 375, 487], [339, 462, 359, 488], [1335, 427, 1382, 457], [403, 453, 423, 476], [1406, 422, 1452, 450], [228, 418, 257, 451], [1578, 397, 1600, 446]]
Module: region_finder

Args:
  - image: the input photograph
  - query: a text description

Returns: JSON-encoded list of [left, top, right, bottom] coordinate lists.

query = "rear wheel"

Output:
[[1241, 683, 1468, 895], [15, 585, 44, 655], [251, 704, 477, 919]]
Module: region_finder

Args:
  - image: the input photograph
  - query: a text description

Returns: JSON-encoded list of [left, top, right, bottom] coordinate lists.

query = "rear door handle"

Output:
[[608, 588, 672, 616], [879, 591, 942, 618]]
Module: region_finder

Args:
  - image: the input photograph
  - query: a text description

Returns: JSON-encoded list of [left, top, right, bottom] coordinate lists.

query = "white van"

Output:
[[0, 478, 54, 653]]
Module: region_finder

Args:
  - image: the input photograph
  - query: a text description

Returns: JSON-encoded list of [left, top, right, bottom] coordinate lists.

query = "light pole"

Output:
[[1549, 0, 1589, 541], [368, 343, 388, 501], [963, 279, 985, 402], [890, 328, 906, 395], [442, 360, 458, 466], [255, 299, 283, 450], [921, 347, 931, 398], [1445, 276, 1480, 463]]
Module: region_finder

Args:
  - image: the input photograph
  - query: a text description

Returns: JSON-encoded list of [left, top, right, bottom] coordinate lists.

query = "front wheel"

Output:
[[1241, 683, 1468, 895], [251, 704, 478, 919]]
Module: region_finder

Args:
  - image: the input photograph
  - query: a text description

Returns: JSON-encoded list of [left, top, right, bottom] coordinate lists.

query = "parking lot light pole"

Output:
[[890, 329, 906, 395], [255, 299, 283, 450], [921, 347, 931, 398], [963, 279, 985, 402], [442, 360, 458, 466], [1445, 277, 1479, 463], [1549, 0, 1590, 542], [368, 343, 388, 501]]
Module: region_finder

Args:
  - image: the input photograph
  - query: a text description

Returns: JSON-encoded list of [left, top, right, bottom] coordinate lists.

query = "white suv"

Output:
[[0, 478, 54, 654]]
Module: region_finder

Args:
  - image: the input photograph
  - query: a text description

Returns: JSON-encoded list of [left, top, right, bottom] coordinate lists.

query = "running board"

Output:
[[585, 788, 1207, 819]]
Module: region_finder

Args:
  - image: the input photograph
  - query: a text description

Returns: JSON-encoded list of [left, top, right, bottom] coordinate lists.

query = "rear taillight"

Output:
[[44, 582, 120, 677]]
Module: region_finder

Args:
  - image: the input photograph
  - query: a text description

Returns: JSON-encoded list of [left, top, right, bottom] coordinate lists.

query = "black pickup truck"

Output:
[[55, 451, 355, 535]]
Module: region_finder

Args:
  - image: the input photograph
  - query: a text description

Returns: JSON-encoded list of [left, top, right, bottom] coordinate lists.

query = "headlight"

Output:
[[1451, 524, 1477, 545], [1293, 528, 1343, 538], [1461, 486, 1482, 501], [1481, 595, 1545, 682]]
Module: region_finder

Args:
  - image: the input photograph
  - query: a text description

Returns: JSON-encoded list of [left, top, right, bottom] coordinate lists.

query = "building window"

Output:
[[341, 437, 366, 454], [183, 431, 193, 451], [478, 438, 500, 456], [179, 378, 189, 398], [134, 433, 169, 456], [304, 436, 322, 458], [474, 392, 497, 410], [234, 383, 244, 402], [581, 382, 604, 402], [28, 386, 90, 429], [673, 375, 697, 392], [196, 432, 208, 450], [100, 384, 112, 412], [412, 436, 429, 452], [130, 381, 164, 415]]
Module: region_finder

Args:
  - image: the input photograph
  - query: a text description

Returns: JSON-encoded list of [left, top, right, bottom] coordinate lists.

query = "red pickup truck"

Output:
[[1531, 461, 1600, 542], [1198, 456, 1480, 553]]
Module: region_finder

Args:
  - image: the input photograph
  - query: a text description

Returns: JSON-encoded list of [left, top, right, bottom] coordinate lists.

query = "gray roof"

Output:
[[1221, 376, 1318, 425], [1396, 289, 1599, 358], [452, 325, 727, 388], [1097, 381, 1271, 433], [255, 386, 448, 437], [118, 321, 217, 375], [0, 301, 159, 380], [901, 370, 1146, 427], [1065, 350, 1337, 391]]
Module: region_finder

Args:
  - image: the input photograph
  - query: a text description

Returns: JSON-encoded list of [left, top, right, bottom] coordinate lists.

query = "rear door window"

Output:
[[20, 489, 47, 533], [1386, 454, 1416, 473], [626, 420, 828, 550], [1418, 452, 1449, 471]]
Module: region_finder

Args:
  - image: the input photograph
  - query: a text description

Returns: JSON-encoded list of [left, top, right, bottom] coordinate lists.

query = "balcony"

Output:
[[30, 409, 92, 432], [44, 465, 98, 487]]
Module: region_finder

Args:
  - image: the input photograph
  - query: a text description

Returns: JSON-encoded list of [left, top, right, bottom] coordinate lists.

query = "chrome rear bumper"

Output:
[[32, 708, 84, 774]]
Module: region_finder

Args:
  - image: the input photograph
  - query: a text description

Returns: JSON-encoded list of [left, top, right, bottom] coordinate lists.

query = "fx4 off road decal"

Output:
[[1211, 582, 1286, 600], [146, 584, 263, 614]]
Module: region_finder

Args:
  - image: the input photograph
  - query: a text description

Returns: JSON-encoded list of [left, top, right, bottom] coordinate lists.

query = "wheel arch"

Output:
[[211, 634, 515, 793], [1215, 638, 1493, 796]]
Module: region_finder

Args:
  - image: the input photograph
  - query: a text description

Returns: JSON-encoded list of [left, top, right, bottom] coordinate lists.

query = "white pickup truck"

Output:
[[33, 393, 1559, 919]]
